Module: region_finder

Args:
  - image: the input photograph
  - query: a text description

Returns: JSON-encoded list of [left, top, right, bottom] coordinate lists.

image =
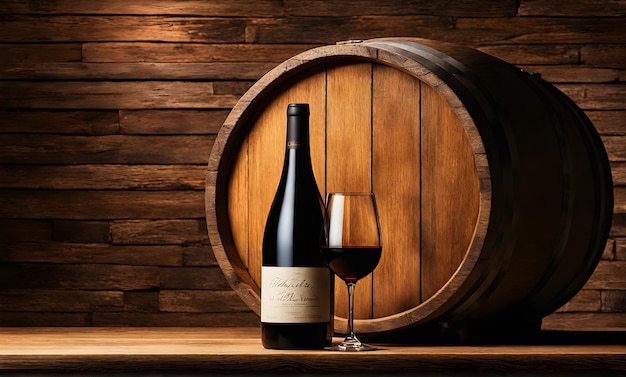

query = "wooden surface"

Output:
[[0, 0, 624, 331], [0, 327, 625, 374]]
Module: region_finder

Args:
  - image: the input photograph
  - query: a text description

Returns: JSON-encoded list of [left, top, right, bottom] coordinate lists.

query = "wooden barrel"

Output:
[[205, 38, 613, 338]]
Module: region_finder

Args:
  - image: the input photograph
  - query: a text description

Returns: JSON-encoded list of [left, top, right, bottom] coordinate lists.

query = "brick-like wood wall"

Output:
[[0, 0, 624, 330]]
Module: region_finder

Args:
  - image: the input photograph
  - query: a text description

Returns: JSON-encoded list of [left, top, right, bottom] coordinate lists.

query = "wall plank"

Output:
[[82, 43, 319, 63], [283, 0, 518, 17], [587, 111, 626, 136], [160, 269, 230, 290], [0, 312, 90, 327], [0, 43, 82, 63], [0, 290, 124, 312], [0, 190, 205, 219], [0, 165, 206, 190], [555, 290, 602, 312], [0, 62, 274, 80], [0, 110, 119, 134], [557, 84, 626, 110], [583, 261, 626, 290], [249, 16, 455, 44], [602, 290, 626, 312], [518, 0, 626, 17], [581, 45, 626, 69], [1, 242, 184, 266], [612, 214, 626, 237], [53, 220, 110, 243], [0, 135, 214, 164], [123, 291, 159, 312], [615, 187, 626, 213], [92, 312, 259, 327], [542, 312, 626, 331], [0, 16, 246, 43], [478, 44, 579, 65], [183, 247, 219, 267], [617, 239, 626, 260], [0, 0, 284, 17], [110, 219, 209, 244], [159, 290, 262, 313], [604, 137, 626, 161], [611, 162, 626, 186], [0, 264, 161, 290], [0, 82, 239, 109], [0, 220, 52, 241], [519, 66, 620, 84], [0, 95, 229, 138], [456, 17, 626, 44], [120, 110, 227, 135]]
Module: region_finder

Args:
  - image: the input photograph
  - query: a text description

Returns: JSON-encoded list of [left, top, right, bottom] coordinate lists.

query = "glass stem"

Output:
[[346, 281, 356, 340]]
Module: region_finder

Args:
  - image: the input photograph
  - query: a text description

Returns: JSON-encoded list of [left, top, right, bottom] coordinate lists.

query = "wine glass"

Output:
[[320, 192, 382, 351]]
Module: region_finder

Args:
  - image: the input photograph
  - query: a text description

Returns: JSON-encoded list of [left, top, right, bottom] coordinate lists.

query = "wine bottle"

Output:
[[261, 103, 333, 349]]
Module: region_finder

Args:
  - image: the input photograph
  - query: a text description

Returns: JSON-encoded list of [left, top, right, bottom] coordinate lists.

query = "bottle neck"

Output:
[[286, 115, 310, 151], [286, 103, 310, 151]]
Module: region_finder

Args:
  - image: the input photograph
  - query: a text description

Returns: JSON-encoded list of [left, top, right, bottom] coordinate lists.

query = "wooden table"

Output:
[[1, 327, 625, 375]]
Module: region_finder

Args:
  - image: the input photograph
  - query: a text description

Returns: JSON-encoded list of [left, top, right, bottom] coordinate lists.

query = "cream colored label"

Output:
[[261, 266, 331, 323]]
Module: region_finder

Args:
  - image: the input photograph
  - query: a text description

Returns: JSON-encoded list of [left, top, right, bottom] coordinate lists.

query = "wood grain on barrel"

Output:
[[372, 64, 422, 317], [326, 63, 374, 319], [224, 59, 478, 322], [421, 84, 480, 300]]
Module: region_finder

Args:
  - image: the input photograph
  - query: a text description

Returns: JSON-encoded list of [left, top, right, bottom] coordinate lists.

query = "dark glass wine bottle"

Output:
[[261, 103, 333, 349]]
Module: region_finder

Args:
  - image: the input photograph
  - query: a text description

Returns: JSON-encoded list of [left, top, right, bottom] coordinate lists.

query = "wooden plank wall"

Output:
[[0, 0, 624, 330]]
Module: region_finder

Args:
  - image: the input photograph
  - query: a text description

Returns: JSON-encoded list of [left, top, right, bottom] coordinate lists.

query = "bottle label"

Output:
[[261, 266, 331, 323]]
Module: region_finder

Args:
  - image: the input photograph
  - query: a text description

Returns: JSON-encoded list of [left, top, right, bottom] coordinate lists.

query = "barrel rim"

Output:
[[205, 38, 492, 334]]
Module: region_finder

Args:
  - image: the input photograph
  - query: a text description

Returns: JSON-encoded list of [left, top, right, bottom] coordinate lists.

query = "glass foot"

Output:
[[325, 336, 378, 351]]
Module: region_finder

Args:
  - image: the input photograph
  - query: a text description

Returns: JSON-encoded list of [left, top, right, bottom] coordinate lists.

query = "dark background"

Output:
[[0, 0, 624, 330]]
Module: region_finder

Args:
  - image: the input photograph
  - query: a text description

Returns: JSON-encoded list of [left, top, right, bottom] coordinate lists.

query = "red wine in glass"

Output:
[[320, 246, 382, 283]]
